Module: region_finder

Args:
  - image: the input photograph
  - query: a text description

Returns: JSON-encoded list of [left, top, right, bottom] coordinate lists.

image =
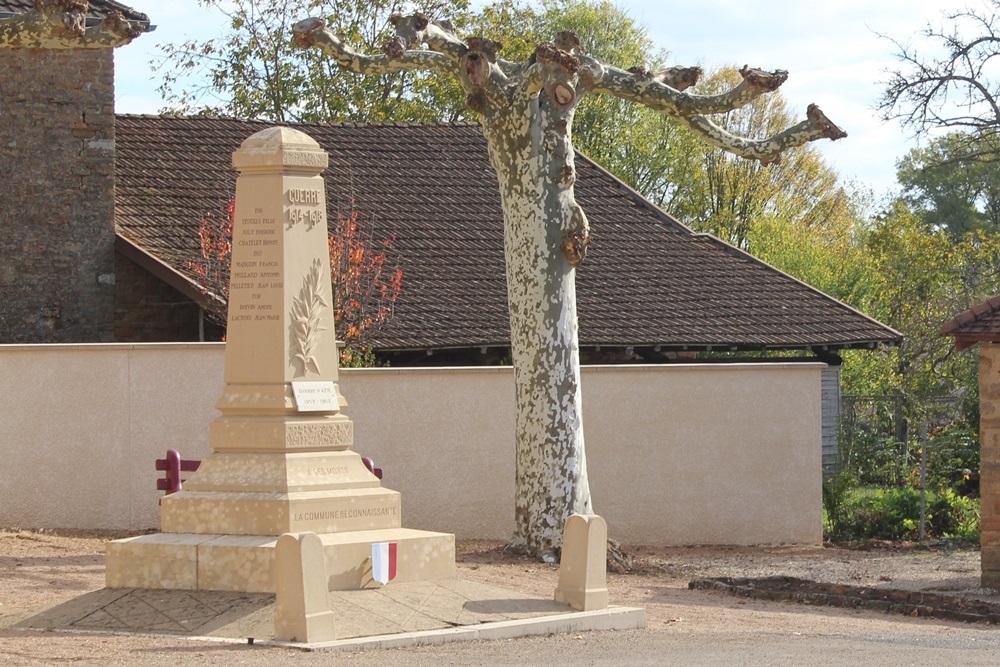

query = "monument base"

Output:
[[106, 528, 455, 592]]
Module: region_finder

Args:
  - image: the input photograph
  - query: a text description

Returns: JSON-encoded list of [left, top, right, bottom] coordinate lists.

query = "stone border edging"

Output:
[[690, 576, 1000, 624]]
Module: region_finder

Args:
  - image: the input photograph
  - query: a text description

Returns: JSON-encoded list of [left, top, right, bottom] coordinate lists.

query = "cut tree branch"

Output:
[[680, 103, 847, 164], [0, 0, 145, 49], [593, 64, 791, 116], [292, 17, 458, 77]]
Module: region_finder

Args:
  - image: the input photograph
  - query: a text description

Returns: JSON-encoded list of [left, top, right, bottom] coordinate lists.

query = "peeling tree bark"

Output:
[[0, 0, 145, 49], [293, 14, 846, 556]]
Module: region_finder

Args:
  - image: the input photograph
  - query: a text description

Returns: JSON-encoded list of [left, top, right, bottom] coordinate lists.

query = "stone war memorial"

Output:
[[105, 127, 455, 594], [97, 127, 640, 646]]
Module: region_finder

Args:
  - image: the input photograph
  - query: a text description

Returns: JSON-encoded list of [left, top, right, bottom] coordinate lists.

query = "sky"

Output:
[[115, 0, 963, 199]]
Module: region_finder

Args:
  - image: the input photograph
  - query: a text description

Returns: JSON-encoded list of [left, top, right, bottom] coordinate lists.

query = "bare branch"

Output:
[[0, 0, 145, 49], [292, 16, 458, 77], [878, 4, 1000, 138], [679, 104, 847, 165]]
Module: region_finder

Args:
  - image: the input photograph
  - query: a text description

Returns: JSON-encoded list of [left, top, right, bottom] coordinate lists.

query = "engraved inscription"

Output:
[[228, 214, 281, 325], [288, 189, 320, 204], [293, 506, 398, 522], [286, 189, 323, 230], [308, 466, 349, 476]]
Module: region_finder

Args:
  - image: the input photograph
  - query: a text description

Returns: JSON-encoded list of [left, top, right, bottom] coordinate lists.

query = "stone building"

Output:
[[942, 297, 1000, 587], [0, 0, 150, 342]]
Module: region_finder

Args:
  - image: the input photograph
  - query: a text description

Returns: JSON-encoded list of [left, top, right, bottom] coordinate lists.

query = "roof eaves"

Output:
[[115, 233, 223, 311], [941, 295, 1000, 336]]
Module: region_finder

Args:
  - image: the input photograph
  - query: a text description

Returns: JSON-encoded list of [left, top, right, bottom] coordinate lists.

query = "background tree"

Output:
[[897, 132, 1000, 238], [879, 1, 1000, 160], [189, 198, 402, 365], [155, 0, 470, 122], [830, 202, 1000, 429], [292, 12, 845, 555]]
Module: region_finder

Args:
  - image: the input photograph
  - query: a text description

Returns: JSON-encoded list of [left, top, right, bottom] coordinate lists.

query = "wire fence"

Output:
[[831, 394, 980, 541], [839, 395, 976, 493]]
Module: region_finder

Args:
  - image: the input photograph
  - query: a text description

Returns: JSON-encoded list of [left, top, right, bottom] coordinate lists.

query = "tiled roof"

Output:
[[941, 296, 1000, 350], [114, 114, 901, 352], [0, 1, 148, 23]]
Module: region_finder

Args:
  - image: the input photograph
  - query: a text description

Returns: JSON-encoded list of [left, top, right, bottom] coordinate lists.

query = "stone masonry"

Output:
[[0, 47, 116, 342], [113, 253, 214, 342], [980, 342, 1000, 588]]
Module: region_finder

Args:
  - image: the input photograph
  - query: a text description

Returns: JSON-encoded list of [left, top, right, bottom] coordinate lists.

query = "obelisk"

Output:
[[159, 127, 402, 537]]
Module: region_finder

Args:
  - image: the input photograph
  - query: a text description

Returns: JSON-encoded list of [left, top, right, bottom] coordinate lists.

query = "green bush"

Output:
[[928, 488, 980, 541], [924, 426, 980, 496], [822, 472, 856, 538], [841, 487, 921, 540], [827, 486, 980, 542]]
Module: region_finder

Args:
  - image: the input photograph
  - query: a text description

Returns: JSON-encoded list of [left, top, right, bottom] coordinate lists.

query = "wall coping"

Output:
[[0, 342, 826, 374], [0, 343, 225, 352]]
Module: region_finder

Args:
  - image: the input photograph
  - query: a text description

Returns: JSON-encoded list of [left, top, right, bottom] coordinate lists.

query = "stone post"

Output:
[[980, 343, 1000, 588], [274, 532, 336, 643], [554, 514, 609, 611]]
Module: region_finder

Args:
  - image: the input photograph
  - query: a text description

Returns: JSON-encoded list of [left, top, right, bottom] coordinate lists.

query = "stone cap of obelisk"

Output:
[[232, 126, 329, 175]]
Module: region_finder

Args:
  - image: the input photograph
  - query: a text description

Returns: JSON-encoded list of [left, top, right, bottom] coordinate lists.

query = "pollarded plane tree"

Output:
[[292, 13, 846, 556], [0, 0, 144, 49]]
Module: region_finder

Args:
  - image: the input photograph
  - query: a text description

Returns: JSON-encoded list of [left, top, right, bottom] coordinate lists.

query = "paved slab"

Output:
[[13, 578, 645, 651]]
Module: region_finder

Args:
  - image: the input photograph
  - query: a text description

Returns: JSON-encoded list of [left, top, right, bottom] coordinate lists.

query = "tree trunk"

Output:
[[480, 95, 593, 555], [292, 13, 848, 558]]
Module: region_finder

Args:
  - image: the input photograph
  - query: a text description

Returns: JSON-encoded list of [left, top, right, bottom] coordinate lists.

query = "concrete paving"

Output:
[[13, 578, 645, 651]]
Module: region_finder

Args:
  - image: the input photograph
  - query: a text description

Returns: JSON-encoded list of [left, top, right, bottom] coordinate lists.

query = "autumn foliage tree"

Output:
[[188, 199, 402, 365], [327, 203, 404, 365]]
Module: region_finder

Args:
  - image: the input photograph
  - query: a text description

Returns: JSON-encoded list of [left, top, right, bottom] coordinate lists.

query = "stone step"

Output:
[[160, 487, 402, 535]]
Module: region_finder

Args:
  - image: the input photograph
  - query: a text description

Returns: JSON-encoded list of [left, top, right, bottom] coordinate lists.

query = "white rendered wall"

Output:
[[0, 344, 822, 546]]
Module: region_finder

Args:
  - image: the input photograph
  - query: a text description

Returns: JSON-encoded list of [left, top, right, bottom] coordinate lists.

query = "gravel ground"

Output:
[[1, 530, 997, 666]]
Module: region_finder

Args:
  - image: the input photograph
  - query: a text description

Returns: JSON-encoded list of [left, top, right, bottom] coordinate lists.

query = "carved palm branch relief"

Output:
[[289, 258, 330, 377]]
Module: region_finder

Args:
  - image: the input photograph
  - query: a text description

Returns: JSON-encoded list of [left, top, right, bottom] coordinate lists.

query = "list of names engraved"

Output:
[[228, 205, 282, 326]]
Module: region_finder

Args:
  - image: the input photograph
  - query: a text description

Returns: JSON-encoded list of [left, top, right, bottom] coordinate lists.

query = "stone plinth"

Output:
[[106, 127, 455, 592], [107, 528, 455, 592], [981, 343, 1000, 588]]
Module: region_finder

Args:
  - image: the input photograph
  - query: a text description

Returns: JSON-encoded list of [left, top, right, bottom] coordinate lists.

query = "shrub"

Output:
[[841, 487, 921, 540], [822, 472, 856, 539], [828, 486, 980, 542], [928, 488, 980, 541]]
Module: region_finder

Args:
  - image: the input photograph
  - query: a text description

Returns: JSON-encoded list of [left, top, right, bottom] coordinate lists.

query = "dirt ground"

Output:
[[0, 529, 996, 665]]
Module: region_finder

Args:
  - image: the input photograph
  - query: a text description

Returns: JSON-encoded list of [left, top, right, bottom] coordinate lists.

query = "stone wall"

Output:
[[0, 48, 116, 342], [980, 342, 1000, 588], [0, 344, 825, 546], [114, 254, 207, 342]]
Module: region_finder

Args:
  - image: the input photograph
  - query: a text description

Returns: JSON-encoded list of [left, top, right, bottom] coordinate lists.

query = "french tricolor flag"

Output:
[[372, 542, 397, 584]]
